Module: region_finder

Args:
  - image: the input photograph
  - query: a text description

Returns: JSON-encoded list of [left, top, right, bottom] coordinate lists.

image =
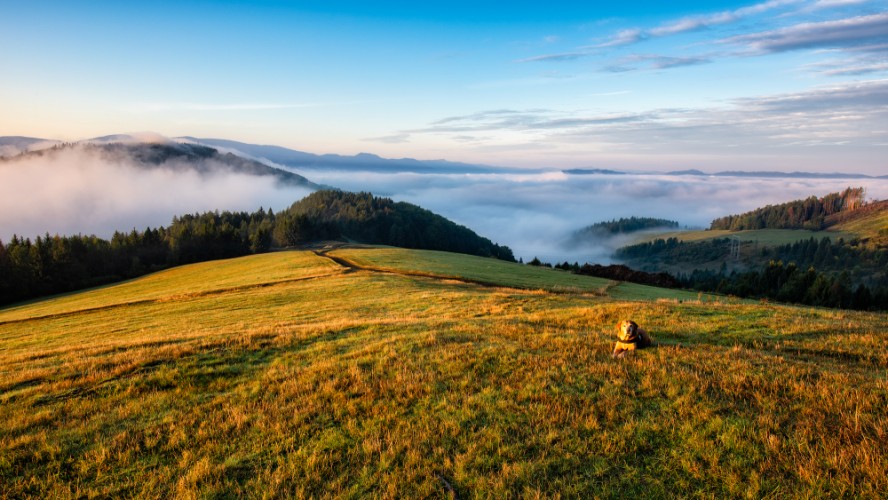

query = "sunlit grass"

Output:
[[1, 247, 886, 497], [0, 251, 342, 322], [633, 228, 851, 246], [329, 246, 612, 293], [834, 206, 888, 245]]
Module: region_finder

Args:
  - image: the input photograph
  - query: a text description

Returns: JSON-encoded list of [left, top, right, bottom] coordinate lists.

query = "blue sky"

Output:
[[2, 0, 887, 173]]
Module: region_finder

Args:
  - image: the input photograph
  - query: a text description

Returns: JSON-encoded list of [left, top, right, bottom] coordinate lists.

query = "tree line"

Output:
[[610, 234, 887, 310], [709, 187, 866, 230], [678, 261, 885, 311], [528, 254, 886, 310], [0, 190, 514, 306], [577, 217, 679, 235]]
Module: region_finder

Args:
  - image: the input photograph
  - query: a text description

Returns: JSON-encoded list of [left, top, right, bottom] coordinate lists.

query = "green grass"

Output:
[[328, 246, 613, 293], [635, 228, 851, 246], [1, 247, 887, 497], [0, 251, 343, 323], [834, 205, 888, 245]]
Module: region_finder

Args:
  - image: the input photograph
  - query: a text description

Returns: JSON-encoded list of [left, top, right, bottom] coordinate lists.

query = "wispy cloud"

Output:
[[806, 52, 888, 75], [595, 53, 714, 73], [596, 28, 646, 48], [809, 0, 872, 10], [597, 0, 803, 47], [524, 0, 882, 80], [365, 133, 411, 144], [516, 52, 590, 63], [625, 54, 713, 70], [409, 109, 656, 134], [404, 80, 888, 173], [823, 61, 888, 75], [732, 78, 888, 111], [724, 12, 888, 53]]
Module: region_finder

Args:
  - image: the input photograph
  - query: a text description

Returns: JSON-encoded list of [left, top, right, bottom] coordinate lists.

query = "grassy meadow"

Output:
[[1, 247, 887, 497], [633, 228, 852, 247], [833, 203, 888, 246]]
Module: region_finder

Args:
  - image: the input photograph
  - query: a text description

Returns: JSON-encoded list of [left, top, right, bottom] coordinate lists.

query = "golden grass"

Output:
[[833, 205, 888, 245], [631, 228, 852, 246], [1, 248, 886, 497]]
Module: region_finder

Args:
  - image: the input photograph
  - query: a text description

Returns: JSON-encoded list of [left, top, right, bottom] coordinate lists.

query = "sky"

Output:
[[2, 0, 887, 173]]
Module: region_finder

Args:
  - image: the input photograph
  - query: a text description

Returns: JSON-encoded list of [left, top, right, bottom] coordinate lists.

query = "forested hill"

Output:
[[577, 217, 679, 236], [278, 191, 515, 261], [710, 187, 866, 230], [0, 191, 514, 306]]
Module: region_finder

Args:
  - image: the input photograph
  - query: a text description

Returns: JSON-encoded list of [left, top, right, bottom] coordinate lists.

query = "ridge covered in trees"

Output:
[[679, 261, 885, 311], [575, 217, 679, 237], [277, 191, 514, 260], [710, 187, 866, 230], [0, 190, 514, 306], [611, 234, 888, 310]]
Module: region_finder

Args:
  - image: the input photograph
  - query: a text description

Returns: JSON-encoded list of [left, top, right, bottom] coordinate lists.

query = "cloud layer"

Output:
[[0, 148, 313, 241], [298, 169, 888, 264], [518, 0, 887, 77], [402, 79, 888, 172], [3, 145, 886, 266]]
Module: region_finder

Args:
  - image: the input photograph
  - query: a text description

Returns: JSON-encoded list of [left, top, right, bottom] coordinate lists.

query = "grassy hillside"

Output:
[[832, 200, 888, 245], [633, 228, 850, 246], [1, 247, 887, 497], [633, 200, 887, 248]]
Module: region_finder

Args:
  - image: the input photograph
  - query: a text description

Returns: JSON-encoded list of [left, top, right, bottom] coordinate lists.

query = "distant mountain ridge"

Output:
[[564, 167, 887, 179], [177, 137, 515, 174], [2, 135, 885, 177], [0, 136, 61, 157]]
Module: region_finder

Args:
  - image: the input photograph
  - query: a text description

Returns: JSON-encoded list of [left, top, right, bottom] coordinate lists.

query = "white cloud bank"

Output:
[[0, 148, 312, 241], [2, 146, 885, 266], [301, 169, 888, 264]]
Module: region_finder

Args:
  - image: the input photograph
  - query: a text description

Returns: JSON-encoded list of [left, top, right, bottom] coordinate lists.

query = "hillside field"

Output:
[[1, 247, 887, 497], [633, 228, 851, 247], [630, 201, 887, 248]]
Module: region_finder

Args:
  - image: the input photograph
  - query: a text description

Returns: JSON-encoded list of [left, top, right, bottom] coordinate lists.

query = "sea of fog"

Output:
[[300, 170, 888, 264], [2, 151, 886, 265]]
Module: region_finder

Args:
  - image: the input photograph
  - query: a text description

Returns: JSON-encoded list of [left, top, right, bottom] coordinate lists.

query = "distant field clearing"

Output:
[[633, 228, 853, 246]]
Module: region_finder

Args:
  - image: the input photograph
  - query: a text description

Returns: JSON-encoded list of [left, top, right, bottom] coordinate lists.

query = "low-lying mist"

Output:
[[0, 147, 312, 241], [4, 146, 886, 267], [300, 169, 888, 264]]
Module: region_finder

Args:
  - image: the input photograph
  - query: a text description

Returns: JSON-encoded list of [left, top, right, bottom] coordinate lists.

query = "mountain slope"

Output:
[[1, 247, 885, 497], [280, 190, 515, 260], [178, 136, 510, 173], [830, 199, 888, 245], [0, 136, 60, 157], [710, 187, 867, 231], [2, 141, 319, 189]]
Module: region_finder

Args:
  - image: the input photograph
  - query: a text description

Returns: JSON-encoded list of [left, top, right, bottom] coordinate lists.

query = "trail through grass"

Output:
[[1, 247, 886, 497]]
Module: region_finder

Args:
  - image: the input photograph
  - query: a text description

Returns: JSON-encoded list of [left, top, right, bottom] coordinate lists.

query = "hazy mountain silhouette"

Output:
[[178, 137, 515, 173], [1, 139, 320, 189]]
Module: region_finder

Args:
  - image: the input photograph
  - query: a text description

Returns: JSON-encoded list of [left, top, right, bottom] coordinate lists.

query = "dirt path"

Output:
[[311, 247, 608, 295]]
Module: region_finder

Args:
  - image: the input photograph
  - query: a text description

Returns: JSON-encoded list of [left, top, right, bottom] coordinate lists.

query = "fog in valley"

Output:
[[0, 148, 312, 242], [301, 169, 888, 264], [2, 147, 886, 265]]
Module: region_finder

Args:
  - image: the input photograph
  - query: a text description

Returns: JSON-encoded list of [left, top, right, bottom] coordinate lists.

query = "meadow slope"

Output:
[[1, 248, 886, 497]]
